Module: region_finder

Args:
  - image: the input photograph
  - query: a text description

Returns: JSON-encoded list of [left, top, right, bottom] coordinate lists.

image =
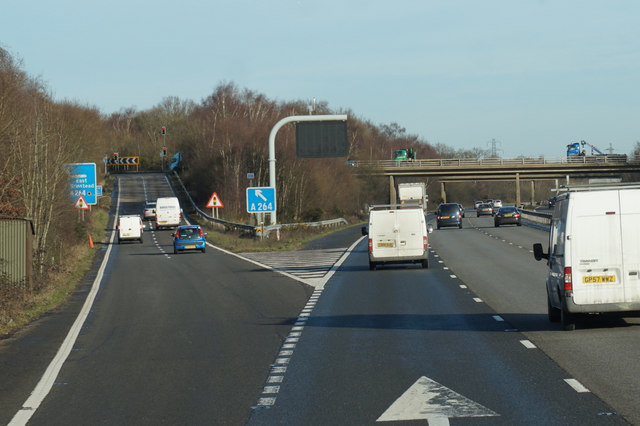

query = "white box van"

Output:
[[155, 197, 181, 230], [362, 204, 431, 270], [533, 183, 640, 330], [117, 215, 143, 243]]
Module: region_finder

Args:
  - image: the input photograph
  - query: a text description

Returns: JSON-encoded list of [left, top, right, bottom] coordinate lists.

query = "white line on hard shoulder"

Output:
[[564, 378, 590, 393], [520, 340, 537, 349]]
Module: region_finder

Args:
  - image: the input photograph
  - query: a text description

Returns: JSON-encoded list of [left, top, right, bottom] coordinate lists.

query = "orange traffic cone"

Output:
[[88, 233, 94, 248]]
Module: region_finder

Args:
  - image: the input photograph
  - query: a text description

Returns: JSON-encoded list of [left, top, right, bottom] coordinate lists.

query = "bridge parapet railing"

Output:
[[355, 155, 633, 168]]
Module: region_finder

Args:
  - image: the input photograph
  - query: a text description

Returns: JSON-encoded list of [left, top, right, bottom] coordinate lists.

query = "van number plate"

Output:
[[583, 275, 616, 284], [377, 242, 395, 248]]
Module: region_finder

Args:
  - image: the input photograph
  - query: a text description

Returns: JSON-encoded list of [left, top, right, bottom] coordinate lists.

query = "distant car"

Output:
[[437, 203, 463, 229], [474, 200, 483, 209], [172, 225, 207, 254], [494, 206, 521, 227], [492, 199, 503, 208], [476, 203, 494, 217], [143, 201, 156, 221]]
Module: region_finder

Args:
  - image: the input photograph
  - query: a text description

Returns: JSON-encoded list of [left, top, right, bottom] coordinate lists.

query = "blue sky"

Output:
[[3, 1, 639, 158]]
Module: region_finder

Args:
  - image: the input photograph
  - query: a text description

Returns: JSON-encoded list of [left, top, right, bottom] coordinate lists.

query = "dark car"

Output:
[[437, 203, 463, 229], [476, 203, 494, 217], [172, 225, 207, 254], [494, 206, 522, 227]]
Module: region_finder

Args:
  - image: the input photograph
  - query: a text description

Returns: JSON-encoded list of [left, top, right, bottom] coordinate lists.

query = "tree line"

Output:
[[0, 47, 444, 299], [9, 44, 628, 303]]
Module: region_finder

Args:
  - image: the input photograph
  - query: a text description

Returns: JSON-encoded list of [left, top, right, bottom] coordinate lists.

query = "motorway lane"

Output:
[[4, 174, 314, 425], [247, 240, 625, 425], [430, 213, 640, 424], [29, 231, 313, 425]]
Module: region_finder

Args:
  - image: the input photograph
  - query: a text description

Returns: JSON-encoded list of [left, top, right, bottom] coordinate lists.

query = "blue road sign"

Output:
[[65, 163, 97, 205], [246, 187, 276, 213]]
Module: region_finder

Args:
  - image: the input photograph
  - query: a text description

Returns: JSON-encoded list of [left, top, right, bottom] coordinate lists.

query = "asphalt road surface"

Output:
[[2, 178, 638, 425]]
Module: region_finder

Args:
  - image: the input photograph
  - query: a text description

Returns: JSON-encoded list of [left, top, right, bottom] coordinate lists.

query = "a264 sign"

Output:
[[246, 187, 276, 213]]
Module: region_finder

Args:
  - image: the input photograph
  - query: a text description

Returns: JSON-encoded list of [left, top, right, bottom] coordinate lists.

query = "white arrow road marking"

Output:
[[377, 376, 499, 424], [255, 189, 267, 201]]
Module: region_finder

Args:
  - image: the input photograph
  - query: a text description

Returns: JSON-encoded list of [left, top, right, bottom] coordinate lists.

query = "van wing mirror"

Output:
[[533, 243, 548, 261], [361, 226, 368, 236], [427, 223, 434, 234]]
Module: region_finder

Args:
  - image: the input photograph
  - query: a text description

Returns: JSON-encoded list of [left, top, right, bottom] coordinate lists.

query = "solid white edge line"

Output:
[[315, 235, 366, 289], [10, 178, 121, 426]]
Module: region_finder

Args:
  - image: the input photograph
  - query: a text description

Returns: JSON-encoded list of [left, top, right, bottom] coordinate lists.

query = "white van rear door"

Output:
[[570, 191, 625, 305], [620, 189, 640, 302], [371, 210, 400, 257], [396, 210, 425, 257]]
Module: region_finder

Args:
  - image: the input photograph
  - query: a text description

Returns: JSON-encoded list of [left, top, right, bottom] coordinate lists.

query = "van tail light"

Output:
[[368, 238, 373, 252], [423, 236, 428, 249], [564, 266, 573, 291]]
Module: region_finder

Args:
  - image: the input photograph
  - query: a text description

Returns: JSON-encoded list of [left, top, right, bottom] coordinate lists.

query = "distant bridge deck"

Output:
[[354, 155, 640, 181]]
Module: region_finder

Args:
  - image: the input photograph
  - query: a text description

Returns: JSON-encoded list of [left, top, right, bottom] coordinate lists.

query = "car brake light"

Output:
[[175, 231, 180, 238], [199, 228, 204, 237], [368, 238, 373, 252], [564, 266, 572, 291]]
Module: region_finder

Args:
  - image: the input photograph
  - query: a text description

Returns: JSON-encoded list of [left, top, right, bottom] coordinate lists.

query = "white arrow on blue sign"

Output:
[[246, 187, 276, 213]]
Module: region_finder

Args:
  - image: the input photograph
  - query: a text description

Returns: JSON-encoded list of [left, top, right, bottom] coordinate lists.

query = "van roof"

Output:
[[555, 182, 640, 193], [369, 204, 422, 211]]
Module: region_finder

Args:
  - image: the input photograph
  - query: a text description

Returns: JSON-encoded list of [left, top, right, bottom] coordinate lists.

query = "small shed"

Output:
[[0, 217, 35, 290]]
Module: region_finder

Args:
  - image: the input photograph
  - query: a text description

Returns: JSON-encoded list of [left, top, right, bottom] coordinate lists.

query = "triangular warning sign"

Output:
[[74, 194, 90, 210], [206, 192, 224, 208]]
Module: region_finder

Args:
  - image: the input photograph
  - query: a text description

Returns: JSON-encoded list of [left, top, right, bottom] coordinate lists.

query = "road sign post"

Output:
[[206, 192, 224, 219]]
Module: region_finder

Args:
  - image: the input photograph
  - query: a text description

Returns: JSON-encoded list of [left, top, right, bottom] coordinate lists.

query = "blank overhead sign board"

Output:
[[295, 120, 348, 158]]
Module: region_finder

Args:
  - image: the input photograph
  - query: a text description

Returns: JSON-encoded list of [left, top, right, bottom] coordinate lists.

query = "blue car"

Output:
[[172, 225, 207, 254]]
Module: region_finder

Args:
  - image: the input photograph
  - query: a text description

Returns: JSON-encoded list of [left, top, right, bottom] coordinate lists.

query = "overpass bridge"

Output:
[[354, 155, 640, 206]]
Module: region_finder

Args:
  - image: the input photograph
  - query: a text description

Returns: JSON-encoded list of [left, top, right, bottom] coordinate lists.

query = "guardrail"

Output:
[[520, 209, 551, 228], [171, 172, 348, 237], [354, 154, 634, 168]]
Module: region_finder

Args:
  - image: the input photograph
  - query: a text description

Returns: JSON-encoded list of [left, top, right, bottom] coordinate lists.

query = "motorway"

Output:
[[1, 173, 639, 425]]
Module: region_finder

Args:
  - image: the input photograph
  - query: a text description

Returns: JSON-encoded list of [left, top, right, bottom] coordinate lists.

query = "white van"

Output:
[[155, 197, 181, 230], [362, 204, 431, 270], [117, 215, 143, 244], [533, 183, 640, 330]]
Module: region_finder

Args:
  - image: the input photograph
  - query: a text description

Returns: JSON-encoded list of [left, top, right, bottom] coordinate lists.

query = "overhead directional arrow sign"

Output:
[[377, 376, 499, 424]]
